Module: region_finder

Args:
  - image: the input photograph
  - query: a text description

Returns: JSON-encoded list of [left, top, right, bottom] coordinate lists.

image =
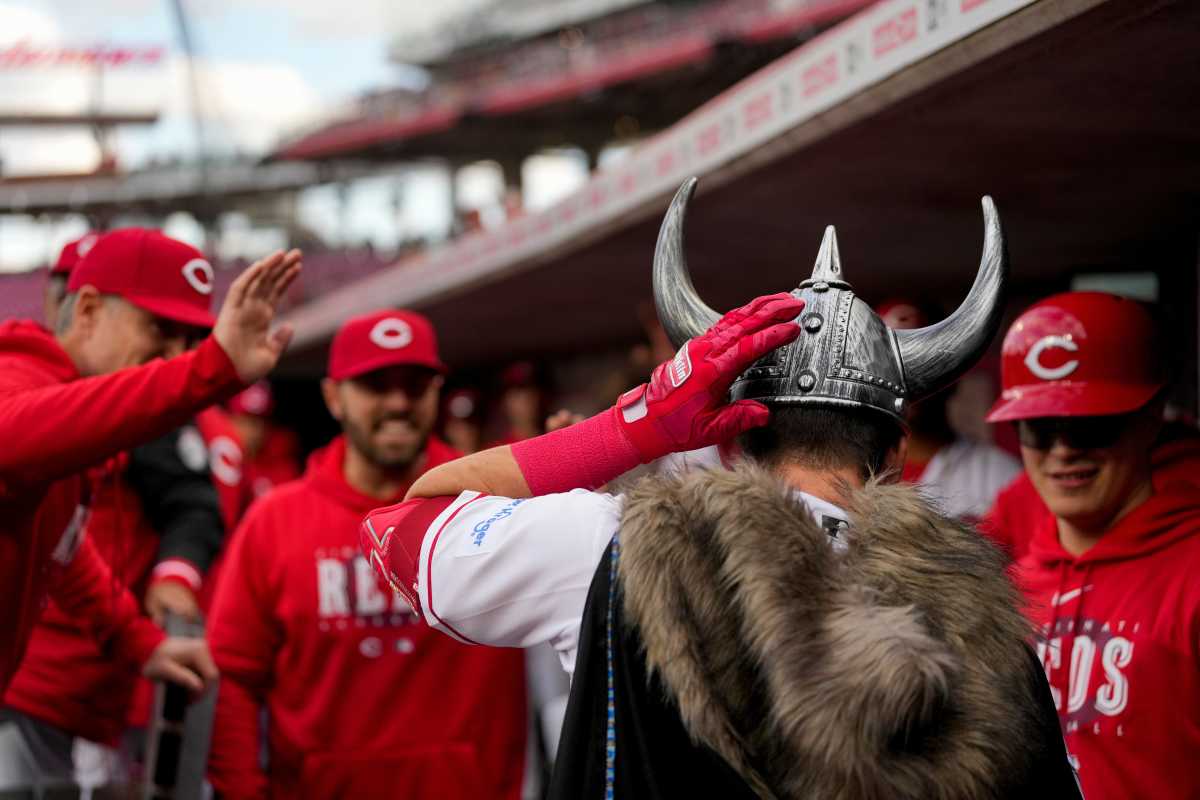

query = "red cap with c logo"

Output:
[[328, 309, 447, 380], [985, 291, 1165, 422], [68, 228, 216, 328]]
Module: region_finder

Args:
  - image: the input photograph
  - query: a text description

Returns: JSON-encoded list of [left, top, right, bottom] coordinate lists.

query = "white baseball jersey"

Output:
[[919, 438, 1021, 520], [411, 485, 848, 677]]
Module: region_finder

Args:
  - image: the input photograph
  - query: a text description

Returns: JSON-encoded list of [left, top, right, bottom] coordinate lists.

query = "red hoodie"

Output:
[[983, 431, 1200, 560], [208, 435, 527, 800], [0, 320, 242, 693], [1016, 486, 1200, 800]]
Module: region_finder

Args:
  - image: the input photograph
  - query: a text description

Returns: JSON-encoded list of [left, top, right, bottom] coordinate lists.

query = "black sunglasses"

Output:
[[1015, 414, 1135, 451]]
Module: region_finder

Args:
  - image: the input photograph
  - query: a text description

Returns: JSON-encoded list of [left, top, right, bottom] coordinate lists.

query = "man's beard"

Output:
[[342, 413, 431, 472]]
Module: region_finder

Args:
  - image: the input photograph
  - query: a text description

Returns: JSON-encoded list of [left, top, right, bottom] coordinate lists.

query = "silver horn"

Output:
[[653, 178, 720, 348], [895, 196, 1009, 399]]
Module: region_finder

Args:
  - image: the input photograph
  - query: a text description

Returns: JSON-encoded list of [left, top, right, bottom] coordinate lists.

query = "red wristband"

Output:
[[150, 559, 204, 593], [511, 408, 643, 495], [512, 292, 804, 495]]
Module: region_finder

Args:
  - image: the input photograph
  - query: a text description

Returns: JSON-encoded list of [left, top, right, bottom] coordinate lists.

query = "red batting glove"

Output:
[[618, 292, 804, 460], [512, 292, 804, 494]]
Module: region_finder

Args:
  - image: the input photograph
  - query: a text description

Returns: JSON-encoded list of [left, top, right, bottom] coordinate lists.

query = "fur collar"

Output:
[[618, 465, 1039, 800]]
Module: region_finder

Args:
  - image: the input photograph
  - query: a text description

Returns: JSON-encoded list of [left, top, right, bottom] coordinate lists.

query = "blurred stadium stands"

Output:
[[274, 0, 872, 160]]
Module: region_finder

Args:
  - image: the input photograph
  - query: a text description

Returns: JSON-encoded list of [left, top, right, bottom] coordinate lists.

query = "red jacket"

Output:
[[0, 320, 242, 693], [7, 410, 241, 741], [191, 408, 255, 617], [196, 407, 254, 533], [1016, 486, 1200, 800], [208, 436, 528, 800], [982, 431, 1200, 560], [245, 426, 301, 501], [4, 471, 162, 743]]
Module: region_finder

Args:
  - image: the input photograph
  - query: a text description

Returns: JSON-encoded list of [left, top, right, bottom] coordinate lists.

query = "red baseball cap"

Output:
[[68, 228, 216, 328], [229, 381, 275, 417], [875, 298, 929, 330], [328, 309, 447, 381], [986, 291, 1166, 422], [51, 233, 100, 277], [501, 361, 537, 388]]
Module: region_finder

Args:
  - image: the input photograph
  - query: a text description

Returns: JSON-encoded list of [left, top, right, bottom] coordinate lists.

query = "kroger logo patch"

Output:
[[460, 498, 526, 555]]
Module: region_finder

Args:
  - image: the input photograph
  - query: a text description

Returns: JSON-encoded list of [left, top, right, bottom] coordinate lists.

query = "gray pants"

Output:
[[0, 709, 76, 799], [0, 710, 129, 800]]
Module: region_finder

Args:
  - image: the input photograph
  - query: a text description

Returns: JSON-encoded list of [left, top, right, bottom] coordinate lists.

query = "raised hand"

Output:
[[616, 291, 804, 461], [213, 249, 302, 383]]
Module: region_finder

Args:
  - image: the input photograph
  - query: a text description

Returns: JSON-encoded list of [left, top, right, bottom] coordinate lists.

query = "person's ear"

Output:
[[321, 378, 344, 422], [71, 286, 104, 335], [881, 435, 909, 482]]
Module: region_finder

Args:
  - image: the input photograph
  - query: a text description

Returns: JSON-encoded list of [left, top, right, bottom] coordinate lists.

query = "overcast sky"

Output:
[[0, 0, 494, 171], [0, 0, 589, 270]]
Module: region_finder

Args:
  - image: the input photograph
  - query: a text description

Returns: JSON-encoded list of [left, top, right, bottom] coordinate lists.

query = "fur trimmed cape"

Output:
[[609, 466, 1074, 800]]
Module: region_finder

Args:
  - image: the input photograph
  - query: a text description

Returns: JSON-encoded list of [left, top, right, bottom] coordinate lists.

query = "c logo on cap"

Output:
[[176, 426, 209, 472], [182, 258, 214, 296], [76, 235, 98, 258], [208, 436, 243, 487], [239, 384, 270, 415], [369, 318, 412, 350], [1025, 335, 1079, 381]]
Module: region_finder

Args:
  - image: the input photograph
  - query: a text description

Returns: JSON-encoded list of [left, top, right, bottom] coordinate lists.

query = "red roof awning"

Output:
[[270, 1, 876, 162], [476, 36, 715, 116], [275, 106, 462, 161]]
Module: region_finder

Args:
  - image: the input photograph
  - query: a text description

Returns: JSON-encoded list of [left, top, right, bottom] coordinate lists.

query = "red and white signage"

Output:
[[0, 41, 165, 69]]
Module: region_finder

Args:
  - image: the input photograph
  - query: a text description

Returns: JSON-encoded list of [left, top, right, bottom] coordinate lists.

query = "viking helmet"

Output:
[[653, 178, 1009, 424]]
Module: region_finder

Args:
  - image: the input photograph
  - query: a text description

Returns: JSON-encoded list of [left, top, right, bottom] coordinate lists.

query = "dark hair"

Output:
[[737, 405, 906, 480]]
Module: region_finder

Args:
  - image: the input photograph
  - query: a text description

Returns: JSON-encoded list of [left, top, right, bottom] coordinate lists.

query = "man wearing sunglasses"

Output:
[[985, 290, 1200, 800]]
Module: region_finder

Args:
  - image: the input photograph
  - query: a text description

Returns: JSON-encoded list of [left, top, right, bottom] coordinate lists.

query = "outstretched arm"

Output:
[[405, 445, 530, 501], [0, 251, 300, 491], [364, 293, 803, 667], [406, 292, 803, 502]]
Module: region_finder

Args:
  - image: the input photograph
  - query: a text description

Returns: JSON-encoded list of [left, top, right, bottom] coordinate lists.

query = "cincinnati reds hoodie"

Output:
[[0, 319, 242, 692], [1016, 484, 1200, 800], [207, 436, 527, 800]]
